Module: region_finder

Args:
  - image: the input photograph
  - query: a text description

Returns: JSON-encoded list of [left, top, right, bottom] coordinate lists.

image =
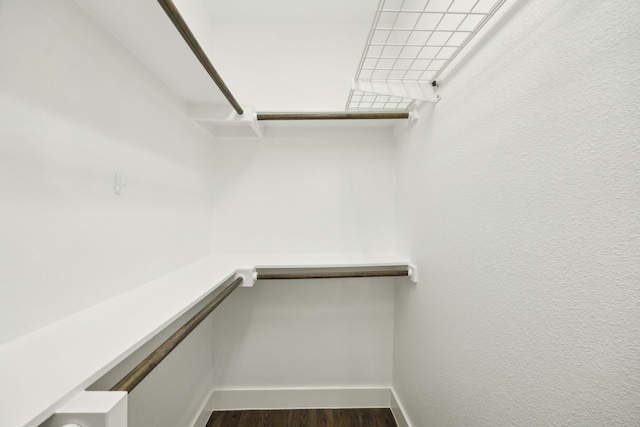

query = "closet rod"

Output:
[[256, 112, 409, 121], [256, 269, 409, 280], [156, 0, 244, 116], [111, 276, 243, 393]]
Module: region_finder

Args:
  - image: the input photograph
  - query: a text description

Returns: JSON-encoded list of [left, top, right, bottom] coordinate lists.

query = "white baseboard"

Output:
[[189, 386, 215, 427], [205, 388, 392, 411], [191, 410, 212, 427], [390, 389, 412, 427]]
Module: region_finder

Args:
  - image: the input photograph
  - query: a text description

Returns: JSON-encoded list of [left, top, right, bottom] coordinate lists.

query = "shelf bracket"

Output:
[[48, 391, 127, 427], [235, 269, 257, 287], [186, 103, 264, 138], [408, 265, 418, 284]]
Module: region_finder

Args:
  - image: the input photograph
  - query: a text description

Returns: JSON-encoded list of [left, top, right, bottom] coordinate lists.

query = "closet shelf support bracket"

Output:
[[236, 269, 257, 287], [46, 391, 127, 427], [408, 265, 418, 284]]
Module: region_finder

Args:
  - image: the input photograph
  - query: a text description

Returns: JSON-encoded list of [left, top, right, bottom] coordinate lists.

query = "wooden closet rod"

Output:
[[111, 276, 243, 393], [256, 269, 409, 280], [256, 112, 410, 121], [156, 0, 244, 116]]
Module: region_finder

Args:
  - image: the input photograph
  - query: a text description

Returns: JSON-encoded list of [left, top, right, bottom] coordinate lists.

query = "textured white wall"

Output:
[[393, 0, 640, 425], [0, 0, 214, 349]]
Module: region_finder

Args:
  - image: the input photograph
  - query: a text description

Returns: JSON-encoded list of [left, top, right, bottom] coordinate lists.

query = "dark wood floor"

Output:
[[206, 408, 397, 427]]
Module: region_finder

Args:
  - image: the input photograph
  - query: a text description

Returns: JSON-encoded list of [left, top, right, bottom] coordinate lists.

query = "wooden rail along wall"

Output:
[[111, 276, 244, 392], [156, 0, 244, 116]]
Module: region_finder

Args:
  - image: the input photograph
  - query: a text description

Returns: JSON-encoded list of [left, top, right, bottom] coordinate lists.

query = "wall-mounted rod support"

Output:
[[256, 112, 409, 121], [256, 269, 410, 280], [111, 277, 243, 393], [156, 0, 244, 116]]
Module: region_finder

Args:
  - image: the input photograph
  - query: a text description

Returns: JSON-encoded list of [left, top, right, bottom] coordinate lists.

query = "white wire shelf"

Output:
[[347, 0, 506, 111], [346, 89, 416, 111]]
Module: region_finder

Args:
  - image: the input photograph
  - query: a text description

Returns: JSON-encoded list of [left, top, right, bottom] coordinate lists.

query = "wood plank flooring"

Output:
[[206, 408, 397, 427]]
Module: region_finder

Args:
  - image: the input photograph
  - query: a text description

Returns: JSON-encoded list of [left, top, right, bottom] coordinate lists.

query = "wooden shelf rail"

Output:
[[111, 276, 243, 393], [256, 112, 410, 121], [256, 269, 409, 280], [156, 0, 244, 116]]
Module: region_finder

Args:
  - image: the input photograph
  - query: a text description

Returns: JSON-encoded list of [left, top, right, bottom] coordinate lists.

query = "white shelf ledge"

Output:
[[0, 254, 410, 427]]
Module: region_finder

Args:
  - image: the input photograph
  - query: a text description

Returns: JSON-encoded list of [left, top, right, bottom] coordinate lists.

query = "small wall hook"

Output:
[[114, 173, 126, 195]]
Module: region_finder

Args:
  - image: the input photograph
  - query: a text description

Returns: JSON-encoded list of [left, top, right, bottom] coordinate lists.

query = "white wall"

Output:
[[210, 128, 396, 255], [0, 0, 215, 344], [393, 0, 640, 425], [206, 128, 398, 392], [209, 278, 394, 390], [0, 2, 220, 425]]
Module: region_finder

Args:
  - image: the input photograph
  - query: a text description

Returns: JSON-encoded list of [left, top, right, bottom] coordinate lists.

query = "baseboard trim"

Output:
[[390, 389, 412, 427], [192, 410, 212, 427], [205, 388, 393, 411], [189, 386, 216, 427]]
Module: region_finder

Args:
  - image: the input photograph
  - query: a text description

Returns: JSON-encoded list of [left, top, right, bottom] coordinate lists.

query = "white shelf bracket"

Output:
[[186, 103, 264, 138], [408, 265, 418, 284], [49, 391, 127, 427], [235, 269, 257, 287], [409, 105, 421, 123], [250, 112, 265, 138]]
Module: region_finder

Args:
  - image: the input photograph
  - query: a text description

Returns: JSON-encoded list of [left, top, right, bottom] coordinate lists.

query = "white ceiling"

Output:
[[75, 0, 379, 112]]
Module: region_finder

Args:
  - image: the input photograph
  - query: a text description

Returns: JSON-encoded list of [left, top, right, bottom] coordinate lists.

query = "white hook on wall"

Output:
[[114, 173, 126, 195]]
